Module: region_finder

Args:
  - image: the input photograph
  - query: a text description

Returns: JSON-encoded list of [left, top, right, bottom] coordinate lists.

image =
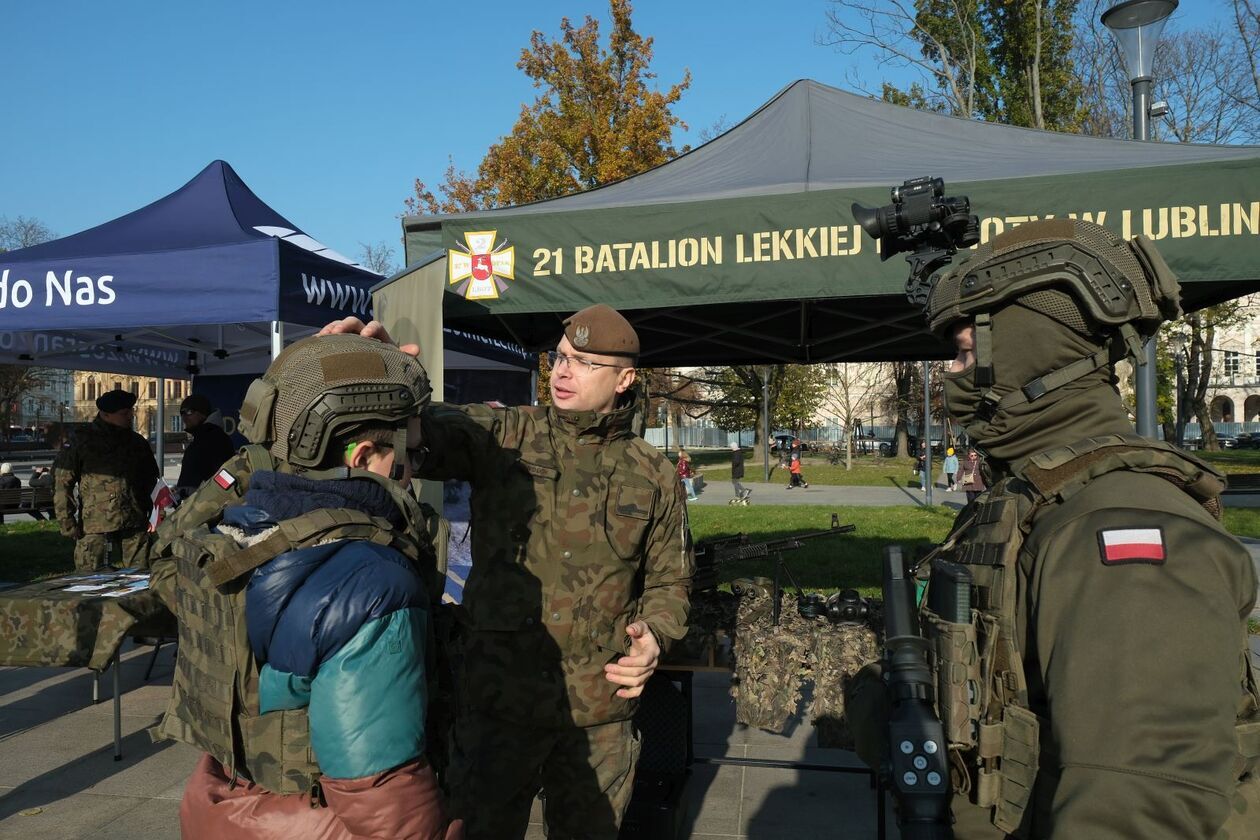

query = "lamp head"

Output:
[[1101, 0, 1178, 81]]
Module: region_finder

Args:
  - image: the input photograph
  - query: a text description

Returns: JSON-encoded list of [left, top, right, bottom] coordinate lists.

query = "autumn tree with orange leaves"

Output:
[[406, 0, 691, 214]]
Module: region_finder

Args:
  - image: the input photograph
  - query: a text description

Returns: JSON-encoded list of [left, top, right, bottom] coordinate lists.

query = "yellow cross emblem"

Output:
[[448, 231, 515, 300]]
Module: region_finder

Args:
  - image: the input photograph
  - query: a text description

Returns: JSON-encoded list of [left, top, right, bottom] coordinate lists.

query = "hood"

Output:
[[945, 303, 1133, 478]]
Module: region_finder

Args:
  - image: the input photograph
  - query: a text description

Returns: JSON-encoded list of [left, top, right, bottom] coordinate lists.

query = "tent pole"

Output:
[[531, 366, 539, 407], [155, 378, 166, 475], [270, 321, 284, 360], [923, 361, 933, 507]]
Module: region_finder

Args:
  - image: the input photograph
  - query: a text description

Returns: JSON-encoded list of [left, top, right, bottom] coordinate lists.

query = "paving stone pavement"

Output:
[[0, 646, 897, 839]]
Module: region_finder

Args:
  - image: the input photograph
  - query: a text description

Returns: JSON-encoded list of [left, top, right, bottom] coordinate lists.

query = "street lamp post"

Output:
[[1102, 0, 1177, 440], [1169, 331, 1187, 446]]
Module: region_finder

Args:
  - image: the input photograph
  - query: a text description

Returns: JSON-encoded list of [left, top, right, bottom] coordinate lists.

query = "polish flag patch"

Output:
[[212, 469, 237, 490], [1097, 527, 1166, 566]]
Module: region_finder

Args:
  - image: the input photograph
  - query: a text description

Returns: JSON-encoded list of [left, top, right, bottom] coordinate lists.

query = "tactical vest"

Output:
[[920, 434, 1260, 836], [154, 445, 445, 796]]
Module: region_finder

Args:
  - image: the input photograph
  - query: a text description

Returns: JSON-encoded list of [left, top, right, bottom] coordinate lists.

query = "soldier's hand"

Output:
[[604, 621, 660, 699], [319, 317, 421, 358], [61, 523, 83, 540]]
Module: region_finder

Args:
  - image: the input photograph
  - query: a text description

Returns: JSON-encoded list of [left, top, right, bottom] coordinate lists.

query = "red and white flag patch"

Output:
[[212, 469, 237, 490], [1097, 527, 1166, 566]]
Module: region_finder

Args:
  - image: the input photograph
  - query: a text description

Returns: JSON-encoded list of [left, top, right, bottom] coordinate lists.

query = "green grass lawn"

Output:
[[1197, 449, 1260, 474], [1222, 508, 1260, 540], [693, 451, 922, 488], [0, 521, 74, 584], [688, 504, 956, 598]]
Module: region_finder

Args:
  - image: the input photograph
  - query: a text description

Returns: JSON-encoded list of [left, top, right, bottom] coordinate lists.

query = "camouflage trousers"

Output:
[[75, 527, 151, 572], [445, 715, 640, 840]]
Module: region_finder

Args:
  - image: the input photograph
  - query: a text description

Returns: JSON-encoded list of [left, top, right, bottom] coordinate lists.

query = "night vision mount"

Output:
[[852, 177, 980, 307]]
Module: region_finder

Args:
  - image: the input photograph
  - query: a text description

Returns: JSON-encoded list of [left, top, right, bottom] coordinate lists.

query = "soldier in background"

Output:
[[321, 304, 693, 840], [850, 219, 1258, 838], [175, 393, 236, 495], [53, 389, 158, 570]]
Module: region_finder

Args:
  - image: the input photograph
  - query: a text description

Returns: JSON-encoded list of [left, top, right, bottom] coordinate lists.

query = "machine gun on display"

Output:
[[879, 545, 953, 839], [692, 514, 855, 625]]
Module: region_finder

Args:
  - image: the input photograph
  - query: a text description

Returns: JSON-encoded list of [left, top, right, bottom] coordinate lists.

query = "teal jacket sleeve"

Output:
[[307, 607, 429, 780]]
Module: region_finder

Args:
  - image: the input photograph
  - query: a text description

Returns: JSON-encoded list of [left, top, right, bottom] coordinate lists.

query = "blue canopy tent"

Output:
[[0, 160, 531, 455], [0, 160, 381, 378]]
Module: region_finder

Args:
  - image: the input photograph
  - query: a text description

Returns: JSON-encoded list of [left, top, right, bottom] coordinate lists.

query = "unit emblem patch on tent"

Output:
[[212, 469, 237, 491], [448, 230, 516, 301], [1097, 527, 1166, 566]]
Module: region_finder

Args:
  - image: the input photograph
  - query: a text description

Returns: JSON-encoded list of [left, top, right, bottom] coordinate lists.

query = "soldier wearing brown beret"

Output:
[[319, 304, 693, 840]]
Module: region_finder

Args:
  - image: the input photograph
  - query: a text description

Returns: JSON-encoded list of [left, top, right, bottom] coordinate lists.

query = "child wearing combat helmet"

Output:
[[150, 334, 461, 840]]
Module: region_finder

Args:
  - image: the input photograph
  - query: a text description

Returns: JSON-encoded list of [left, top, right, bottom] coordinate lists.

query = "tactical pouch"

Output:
[[923, 608, 981, 749], [236, 707, 318, 796], [1129, 235, 1183, 323], [238, 378, 278, 444]]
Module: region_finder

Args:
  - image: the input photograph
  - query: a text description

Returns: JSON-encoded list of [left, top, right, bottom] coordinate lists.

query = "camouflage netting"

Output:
[[810, 614, 882, 750], [731, 588, 814, 731], [728, 589, 884, 746]]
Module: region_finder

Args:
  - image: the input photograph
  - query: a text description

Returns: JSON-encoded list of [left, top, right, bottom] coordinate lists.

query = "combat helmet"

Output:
[[238, 334, 430, 476], [925, 218, 1181, 408]]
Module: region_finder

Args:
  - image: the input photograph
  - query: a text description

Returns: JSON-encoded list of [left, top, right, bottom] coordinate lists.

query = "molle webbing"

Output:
[[204, 508, 407, 586], [1020, 434, 1226, 519]]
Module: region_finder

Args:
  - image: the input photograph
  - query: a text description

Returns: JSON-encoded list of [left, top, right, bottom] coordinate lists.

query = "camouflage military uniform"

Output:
[[54, 417, 158, 570], [418, 396, 692, 839]]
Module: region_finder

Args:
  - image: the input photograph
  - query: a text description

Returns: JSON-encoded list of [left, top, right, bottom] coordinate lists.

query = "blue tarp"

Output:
[[0, 160, 379, 374]]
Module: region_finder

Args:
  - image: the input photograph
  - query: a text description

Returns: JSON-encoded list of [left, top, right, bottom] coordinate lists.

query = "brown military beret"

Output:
[[562, 304, 639, 359], [96, 389, 137, 413]]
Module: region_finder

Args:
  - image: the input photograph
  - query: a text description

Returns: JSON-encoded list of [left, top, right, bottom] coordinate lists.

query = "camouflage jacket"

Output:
[[419, 397, 693, 728], [54, 417, 159, 535]]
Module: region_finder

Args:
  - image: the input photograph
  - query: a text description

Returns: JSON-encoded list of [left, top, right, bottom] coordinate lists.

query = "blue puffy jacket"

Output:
[[226, 503, 431, 781]]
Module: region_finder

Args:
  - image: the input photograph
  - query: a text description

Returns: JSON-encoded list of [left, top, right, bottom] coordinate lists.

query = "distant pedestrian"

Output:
[[729, 441, 750, 504], [961, 449, 986, 504], [944, 448, 960, 491], [677, 448, 698, 501], [29, 466, 54, 488], [914, 451, 927, 490], [785, 440, 808, 489], [0, 463, 18, 524]]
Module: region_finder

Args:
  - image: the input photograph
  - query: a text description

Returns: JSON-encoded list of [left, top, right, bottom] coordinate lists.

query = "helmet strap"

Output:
[[973, 313, 995, 387]]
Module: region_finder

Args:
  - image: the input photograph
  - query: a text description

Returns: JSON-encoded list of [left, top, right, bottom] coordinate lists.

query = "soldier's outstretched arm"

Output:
[[1026, 506, 1255, 839], [417, 403, 511, 483]]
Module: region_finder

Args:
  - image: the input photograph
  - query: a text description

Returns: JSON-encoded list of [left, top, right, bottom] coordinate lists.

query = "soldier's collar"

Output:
[[549, 397, 636, 441]]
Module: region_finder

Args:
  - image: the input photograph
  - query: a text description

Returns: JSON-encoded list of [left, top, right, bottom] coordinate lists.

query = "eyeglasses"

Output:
[[548, 351, 622, 376]]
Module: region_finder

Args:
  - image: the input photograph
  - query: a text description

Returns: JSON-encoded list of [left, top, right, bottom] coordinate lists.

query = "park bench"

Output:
[[1223, 474, 1260, 494], [0, 487, 55, 520]]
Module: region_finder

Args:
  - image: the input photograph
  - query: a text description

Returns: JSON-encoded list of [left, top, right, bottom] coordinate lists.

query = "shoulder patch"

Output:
[[212, 468, 237, 491], [1097, 527, 1165, 566]]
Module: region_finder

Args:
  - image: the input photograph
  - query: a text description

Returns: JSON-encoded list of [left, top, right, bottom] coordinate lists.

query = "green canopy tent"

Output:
[[384, 79, 1260, 367]]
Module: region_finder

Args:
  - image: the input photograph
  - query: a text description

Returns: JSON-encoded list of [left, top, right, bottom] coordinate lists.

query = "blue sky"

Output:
[[2, 1, 1232, 271]]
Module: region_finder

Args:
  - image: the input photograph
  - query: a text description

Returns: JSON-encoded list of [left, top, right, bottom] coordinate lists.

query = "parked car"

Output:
[[880, 436, 944, 457], [1234, 433, 1260, 450], [1217, 435, 1238, 449], [771, 435, 809, 452]]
